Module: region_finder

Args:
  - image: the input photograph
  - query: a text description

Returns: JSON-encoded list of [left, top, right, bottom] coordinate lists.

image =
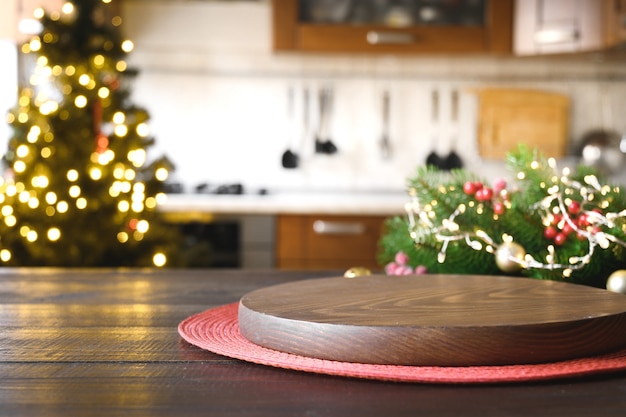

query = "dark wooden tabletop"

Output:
[[1, 268, 626, 417]]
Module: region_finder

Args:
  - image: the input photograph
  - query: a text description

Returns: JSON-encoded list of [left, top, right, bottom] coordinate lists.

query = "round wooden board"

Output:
[[238, 274, 626, 366]]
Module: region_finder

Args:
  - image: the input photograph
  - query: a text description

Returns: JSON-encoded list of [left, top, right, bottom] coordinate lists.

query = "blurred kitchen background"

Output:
[[1, 0, 626, 269], [3, 0, 626, 193]]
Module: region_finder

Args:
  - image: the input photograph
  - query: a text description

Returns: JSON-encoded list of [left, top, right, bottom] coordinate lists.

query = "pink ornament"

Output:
[[394, 251, 409, 265], [493, 178, 507, 193], [415, 265, 428, 274], [384, 262, 399, 275]]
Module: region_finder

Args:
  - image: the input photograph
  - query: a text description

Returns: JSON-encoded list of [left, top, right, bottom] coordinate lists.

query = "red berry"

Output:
[[493, 201, 505, 215], [474, 181, 484, 190], [476, 187, 493, 201], [561, 222, 574, 235], [544, 226, 558, 240], [554, 232, 567, 245], [463, 181, 477, 195], [568, 201, 581, 215], [577, 213, 589, 227]]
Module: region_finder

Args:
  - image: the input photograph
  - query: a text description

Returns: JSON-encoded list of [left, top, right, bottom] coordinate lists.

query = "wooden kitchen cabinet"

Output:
[[276, 214, 389, 271], [272, 0, 513, 54]]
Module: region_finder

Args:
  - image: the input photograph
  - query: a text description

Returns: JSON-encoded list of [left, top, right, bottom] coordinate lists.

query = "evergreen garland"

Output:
[[379, 145, 626, 288]]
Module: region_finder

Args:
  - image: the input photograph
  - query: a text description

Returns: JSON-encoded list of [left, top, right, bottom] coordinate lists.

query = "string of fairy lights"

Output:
[[405, 157, 626, 278], [0, 1, 171, 267]]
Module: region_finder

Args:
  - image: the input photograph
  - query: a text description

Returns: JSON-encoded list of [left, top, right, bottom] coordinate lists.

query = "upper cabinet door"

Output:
[[514, 0, 626, 55], [272, 0, 513, 54]]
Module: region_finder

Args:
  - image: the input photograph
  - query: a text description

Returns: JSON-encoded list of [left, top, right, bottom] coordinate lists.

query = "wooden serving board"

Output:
[[238, 275, 626, 366]]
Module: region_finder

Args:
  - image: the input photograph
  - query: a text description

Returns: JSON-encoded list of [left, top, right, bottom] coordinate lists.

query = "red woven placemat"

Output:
[[178, 303, 626, 384]]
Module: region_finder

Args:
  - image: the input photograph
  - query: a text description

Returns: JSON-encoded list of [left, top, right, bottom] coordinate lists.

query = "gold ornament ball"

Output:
[[606, 270, 626, 294], [495, 242, 526, 274], [344, 267, 372, 278]]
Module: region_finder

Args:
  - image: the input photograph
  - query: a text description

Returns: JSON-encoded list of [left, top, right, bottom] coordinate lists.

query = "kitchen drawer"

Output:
[[276, 214, 388, 271]]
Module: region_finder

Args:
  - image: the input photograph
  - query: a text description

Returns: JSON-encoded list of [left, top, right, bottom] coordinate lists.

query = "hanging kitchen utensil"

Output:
[[444, 88, 463, 170], [281, 86, 299, 169], [380, 89, 392, 160], [425, 88, 444, 169], [315, 86, 338, 154]]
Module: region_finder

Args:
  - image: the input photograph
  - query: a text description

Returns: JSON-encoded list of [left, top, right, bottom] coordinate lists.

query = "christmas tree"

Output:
[[0, 0, 182, 267], [379, 145, 626, 288]]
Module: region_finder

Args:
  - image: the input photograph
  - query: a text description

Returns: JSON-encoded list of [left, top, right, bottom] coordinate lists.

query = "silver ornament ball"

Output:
[[495, 242, 526, 274], [606, 270, 626, 294]]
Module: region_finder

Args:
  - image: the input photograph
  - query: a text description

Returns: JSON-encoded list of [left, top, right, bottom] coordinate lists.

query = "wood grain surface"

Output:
[[2, 268, 626, 417], [239, 274, 626, 366]]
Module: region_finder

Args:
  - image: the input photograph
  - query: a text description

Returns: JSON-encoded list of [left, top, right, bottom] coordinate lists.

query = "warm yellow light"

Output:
[[47, 227, 61, 241], [98, 87, 110, 99], [145, 197, 156, 209], [121, 40, 134, 53], [17, 112, 29, 123], [136, 123, 149, 137], [113, 112, 125, 124], [65, 65, 76, 76], [30, 37, 42, 52], [18, 191, 30, 203], [27, 125, 41, 143], [45, 206, 55, 216], [124, 169, 136, 181], [16, 144, 29, 158], [5, 184, 16, 197], [117, 232, 129, 243], [133, 182, 145, 193], [26, 230, 38, 242], [133, 231, 144, 241], [13, 161, 26, 173], [4, 215, 17, 227], [39, 100, 59, 115], [156, 193, 167, 204], [114, 124, 128, 137], [69, 185, 81, 198], [41, 147, 52, 158], [153, 252, 167, 267], [36, 56, 48, 67], [33, 7, 45, 19], [116, 60, 127, 72], [57, 201, 69, 213], [75, 95, 88, 108], [89, 167, 103, 180], [28, 197, 39, 209], [93, 54, 105, 67], [0, 249, 11, 262], [1, 206, 12, 216], [78, 74, 90, 86], [128, 149, 146, 167], [113, 164, 125, 179], [97, 149, 115, 165], [32, 175, 49, 188], [136, 219, 149, 233], [155, 167, 169, 181], [45, 192, 57, 204], [132, 202, 144, 213], [118, 200, 130, 212], [76, 197, 87, 209], [62, 2, 74, 14], [67, 169, 79, 181]]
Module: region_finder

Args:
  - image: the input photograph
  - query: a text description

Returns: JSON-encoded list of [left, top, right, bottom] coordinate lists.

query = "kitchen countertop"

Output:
[[159, 191, 410, 216]]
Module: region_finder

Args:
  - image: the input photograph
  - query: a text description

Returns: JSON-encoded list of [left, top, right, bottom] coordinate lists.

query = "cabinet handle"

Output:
[[366, 31, 415, 45], [313, 220, 366, 235]]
